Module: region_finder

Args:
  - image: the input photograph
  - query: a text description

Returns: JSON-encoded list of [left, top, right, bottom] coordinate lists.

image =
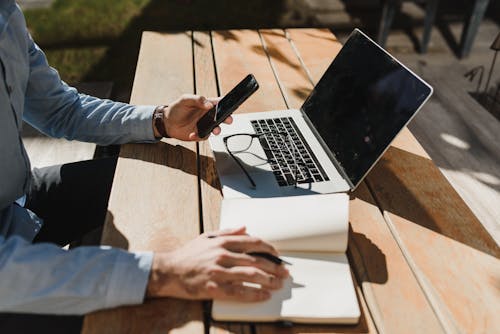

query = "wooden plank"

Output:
[[258, 29, 312, 109], [284, 28, 446, 333], [206, 28, 290, 334], [285, 29, 342, 88], [193, 30, 251, 334], [200, 28, 375, 334], [211, 30, 286, 113], [83, 31, 204, 334], [365, 130, 500, 333], [194, 31, 223, 234], [255, 30, 378, 334]]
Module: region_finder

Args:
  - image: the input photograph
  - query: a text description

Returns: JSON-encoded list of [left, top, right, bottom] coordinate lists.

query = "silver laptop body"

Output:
[[209, 29, 433, 199]]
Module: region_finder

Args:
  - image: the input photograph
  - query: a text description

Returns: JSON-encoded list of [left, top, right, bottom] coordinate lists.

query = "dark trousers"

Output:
[[0, 157, 117, 334]]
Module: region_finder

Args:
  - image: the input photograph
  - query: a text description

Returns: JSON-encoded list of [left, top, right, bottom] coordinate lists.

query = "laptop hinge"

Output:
[[300, 107, 356, 191]]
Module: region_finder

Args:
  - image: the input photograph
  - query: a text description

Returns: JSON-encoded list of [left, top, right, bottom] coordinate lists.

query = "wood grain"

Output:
[[258, 29, 313, 109], [285, 29, 342, 87], [211, 30, 286, 113], [287, 25, 500, 334], [83, 31, 204, 334], [212, 28, 377, 334], [366, 129, 500, 333], [280, 28, 446, 333], [193, 30, 251, 334], [194, 31, 223, 234], [81, 27, 500, 334]]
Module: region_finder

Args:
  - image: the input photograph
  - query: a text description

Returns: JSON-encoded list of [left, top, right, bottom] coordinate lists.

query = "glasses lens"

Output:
[[226, 135, 254, 153]]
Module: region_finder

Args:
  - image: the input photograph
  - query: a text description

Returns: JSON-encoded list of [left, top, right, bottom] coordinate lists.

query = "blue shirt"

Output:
[[1, 1, 156, 314]]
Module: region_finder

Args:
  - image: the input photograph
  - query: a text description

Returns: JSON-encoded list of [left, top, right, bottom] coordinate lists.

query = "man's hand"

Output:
[[154, 94, 232, 141], [146, 227, 289, 302]]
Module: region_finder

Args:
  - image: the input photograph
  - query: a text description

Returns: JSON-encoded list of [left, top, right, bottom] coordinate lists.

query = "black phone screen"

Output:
[[197, 74, 259, 138]]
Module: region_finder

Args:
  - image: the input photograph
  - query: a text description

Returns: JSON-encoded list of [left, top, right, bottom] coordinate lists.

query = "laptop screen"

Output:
[[301, 29, 432, 188]]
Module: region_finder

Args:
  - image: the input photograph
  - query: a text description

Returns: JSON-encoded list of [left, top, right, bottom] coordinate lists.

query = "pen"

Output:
[[248, 252, 292, 266], [207, 235, 291, 265]]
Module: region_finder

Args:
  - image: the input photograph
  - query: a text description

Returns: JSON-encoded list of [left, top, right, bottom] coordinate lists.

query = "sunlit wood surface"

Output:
[[83, 28, 500, 334]]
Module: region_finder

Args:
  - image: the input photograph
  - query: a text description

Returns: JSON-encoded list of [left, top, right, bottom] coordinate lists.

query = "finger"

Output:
[[211, 126, 221, 136], [218, 235, 278, 256], [214, 282, 271, 302], [188, 132, 201, 141], [214, 226, 247, 237], [210, 117, 233, 136], [195, 95, 214, 110], [216, 251, 289, 278], [180, 94, 213, 110], [214, 266, 283, 290], [222, 115, 233, 125]]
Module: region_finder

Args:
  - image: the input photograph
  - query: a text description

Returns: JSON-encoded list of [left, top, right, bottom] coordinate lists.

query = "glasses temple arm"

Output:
[[227, 150, 257, 189]]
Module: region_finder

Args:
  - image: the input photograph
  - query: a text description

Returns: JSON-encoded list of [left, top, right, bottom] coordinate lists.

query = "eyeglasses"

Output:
[[223, 131, 298, 189]]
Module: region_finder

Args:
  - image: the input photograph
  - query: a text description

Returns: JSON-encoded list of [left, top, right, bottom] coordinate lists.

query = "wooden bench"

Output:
[[82, 28, 500, 334]]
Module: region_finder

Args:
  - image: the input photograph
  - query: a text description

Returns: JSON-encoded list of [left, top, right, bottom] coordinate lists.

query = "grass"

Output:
[[24, 0, 149, 88], [25, 0, 149, 44]]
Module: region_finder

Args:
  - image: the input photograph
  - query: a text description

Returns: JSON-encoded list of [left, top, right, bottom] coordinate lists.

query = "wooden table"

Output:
[[82, 28, 500, 334]]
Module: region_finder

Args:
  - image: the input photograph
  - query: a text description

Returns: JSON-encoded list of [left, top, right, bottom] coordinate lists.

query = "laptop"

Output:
[[209, 29, 433, 199]]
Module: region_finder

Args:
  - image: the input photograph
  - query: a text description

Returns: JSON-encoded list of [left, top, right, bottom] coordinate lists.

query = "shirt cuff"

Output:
[[131, 105, 158, 142], [104, 250, 153, 308]]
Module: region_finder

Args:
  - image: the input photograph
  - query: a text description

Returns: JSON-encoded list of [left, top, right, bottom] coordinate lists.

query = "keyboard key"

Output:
[[314, 175, 323, 182], [251, 117, 329, 187], [284, 173, 295, 185]]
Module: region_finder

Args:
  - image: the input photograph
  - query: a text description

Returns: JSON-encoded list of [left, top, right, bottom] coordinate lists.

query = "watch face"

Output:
[[154, 107, 168, 137]]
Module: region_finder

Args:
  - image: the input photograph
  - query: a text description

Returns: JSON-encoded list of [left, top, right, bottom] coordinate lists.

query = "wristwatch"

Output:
[[153, 105, 169, 138]]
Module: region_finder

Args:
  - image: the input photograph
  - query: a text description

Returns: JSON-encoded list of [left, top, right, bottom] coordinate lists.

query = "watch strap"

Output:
[[153, 105, 169, 138]]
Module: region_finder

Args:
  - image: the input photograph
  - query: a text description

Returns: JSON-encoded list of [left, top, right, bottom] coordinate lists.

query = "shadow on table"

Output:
[[348, 229, 388, 285], [99, 211, 129, 250], [118, 139, 500, 259], [118, 141, 222, 190], [356, 146, 500, 258]]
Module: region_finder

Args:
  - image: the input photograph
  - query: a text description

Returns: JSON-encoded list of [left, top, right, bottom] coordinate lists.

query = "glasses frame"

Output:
[[223, 131, 298, 189]]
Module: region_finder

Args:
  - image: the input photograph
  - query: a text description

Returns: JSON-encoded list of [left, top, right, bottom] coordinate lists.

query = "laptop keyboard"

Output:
[[250, 117, 330, 187]]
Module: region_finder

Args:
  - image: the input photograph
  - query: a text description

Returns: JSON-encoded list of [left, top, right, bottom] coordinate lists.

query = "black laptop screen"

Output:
[[301, 30, 432, 188]]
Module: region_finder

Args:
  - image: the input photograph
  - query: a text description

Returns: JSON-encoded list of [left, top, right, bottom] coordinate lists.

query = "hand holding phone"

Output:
[[197, 74, 259, 138]]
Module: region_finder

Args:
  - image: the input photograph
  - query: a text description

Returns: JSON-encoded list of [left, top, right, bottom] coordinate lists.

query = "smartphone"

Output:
[[197, 74, 259, 138]]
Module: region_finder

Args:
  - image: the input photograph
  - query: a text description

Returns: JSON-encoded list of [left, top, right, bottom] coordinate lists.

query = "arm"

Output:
[[0, 221, 287, 313], [22, 34, 156, 146], [22, 35, 230, 145], [0, 234, 152, 315]]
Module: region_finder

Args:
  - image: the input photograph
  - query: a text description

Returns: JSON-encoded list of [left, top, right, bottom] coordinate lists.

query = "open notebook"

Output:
[[212, 194, 360, 324]]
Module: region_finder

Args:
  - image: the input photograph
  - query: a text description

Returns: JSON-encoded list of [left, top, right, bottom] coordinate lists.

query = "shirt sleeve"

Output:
[[22, 32, 157, 146], [0, 235, 153, 315]]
